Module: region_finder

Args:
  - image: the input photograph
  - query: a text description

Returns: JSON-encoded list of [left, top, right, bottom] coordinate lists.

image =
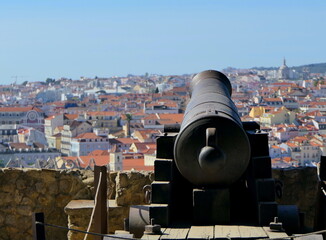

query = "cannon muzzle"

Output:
[[174, 70, 250, 187]]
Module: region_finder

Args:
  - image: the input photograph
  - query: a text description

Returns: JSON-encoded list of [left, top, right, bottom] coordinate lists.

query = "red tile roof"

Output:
[[64, 114, 79, 120], [86, 111, 117, 116], [9, 143, 31, 149], [88, 150, 109, 156], [158, 113, 184, 123], [74, 132, 104, 139], [0, 106, 43, 113], [264, 98, 283, 102], [114, 138, 140, 145], [123, 157, 154, 171]]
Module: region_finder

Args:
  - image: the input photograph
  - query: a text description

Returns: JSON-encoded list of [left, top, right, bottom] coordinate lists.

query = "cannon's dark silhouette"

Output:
[[174, 70, 250, 186], [128, 70, 303, 238]]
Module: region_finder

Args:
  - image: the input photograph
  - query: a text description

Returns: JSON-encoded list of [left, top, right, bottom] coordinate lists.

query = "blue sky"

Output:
[[1, 0, 325, 84]]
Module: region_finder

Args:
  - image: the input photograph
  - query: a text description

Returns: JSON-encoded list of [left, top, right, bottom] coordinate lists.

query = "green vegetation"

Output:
[[45, 78, 55, 85]]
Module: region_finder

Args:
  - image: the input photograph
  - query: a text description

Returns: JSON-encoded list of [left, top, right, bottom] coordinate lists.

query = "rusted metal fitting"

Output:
[[143, 185, 152, 204], [143, 218, 161, 235], [269, 217, 283, 231]]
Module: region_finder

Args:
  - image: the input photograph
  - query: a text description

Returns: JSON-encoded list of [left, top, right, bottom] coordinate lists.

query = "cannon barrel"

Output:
[[174, 70, 251, 186]]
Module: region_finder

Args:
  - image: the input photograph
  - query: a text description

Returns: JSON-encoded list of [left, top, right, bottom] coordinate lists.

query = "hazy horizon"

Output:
[[1, 0, 326, 84]]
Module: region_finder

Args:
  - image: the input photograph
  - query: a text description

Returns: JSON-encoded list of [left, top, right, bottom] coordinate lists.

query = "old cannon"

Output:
[[174, 70, 250, 186], [128, 70, 302, 238]]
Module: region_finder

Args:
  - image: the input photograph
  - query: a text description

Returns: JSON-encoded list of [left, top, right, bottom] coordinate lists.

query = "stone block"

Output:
[[108, 202, 129, 233], [115, 171, 153, 206], [65, 199, 129, 239], [0, 168, 95, 240]]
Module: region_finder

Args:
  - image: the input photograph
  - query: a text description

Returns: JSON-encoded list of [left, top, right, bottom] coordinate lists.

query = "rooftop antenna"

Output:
[[11, 76, 29, 85]]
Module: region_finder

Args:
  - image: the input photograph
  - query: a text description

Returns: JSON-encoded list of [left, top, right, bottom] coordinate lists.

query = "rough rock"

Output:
[[115, 171, 153, 206], [64, 199, 129, 240], [0, 168, 94, 240], [272, 166, 319, 229]]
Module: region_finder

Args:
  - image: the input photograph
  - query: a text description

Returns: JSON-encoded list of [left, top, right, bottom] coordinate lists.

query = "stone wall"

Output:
[[0, 168, 94, 240], [0, 166, 319, 240], [272, 166, 319, 229], [0, 168, 153, 240]]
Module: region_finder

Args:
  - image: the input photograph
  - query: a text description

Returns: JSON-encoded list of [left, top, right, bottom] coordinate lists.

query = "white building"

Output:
[[109, 145, 123, 171], [18, 127, 47, 146], [70, 132, 110, 156], [0, 125, 18, 143], [44, 114, 64, 138], [61, 121, 93, 156], [0, 106, 45, 132]]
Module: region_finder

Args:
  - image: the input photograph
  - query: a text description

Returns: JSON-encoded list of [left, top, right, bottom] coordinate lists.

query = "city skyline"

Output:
[[1, 0, 326, 84]]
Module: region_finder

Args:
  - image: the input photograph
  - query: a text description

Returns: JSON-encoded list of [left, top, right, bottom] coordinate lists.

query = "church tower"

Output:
[[109, 145, 123, 171], [278, 58, 290, 80]]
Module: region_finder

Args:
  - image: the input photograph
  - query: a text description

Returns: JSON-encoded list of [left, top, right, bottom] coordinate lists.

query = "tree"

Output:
[[45, 78, 55, 85], [155, 87, 159, 93], [125, 113, 133, 123], [21, 81, 28, 86], [125, 113, 133, 137]]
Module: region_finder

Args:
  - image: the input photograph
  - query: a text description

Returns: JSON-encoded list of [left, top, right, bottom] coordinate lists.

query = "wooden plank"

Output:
[[214, 225, 240, 239], [296, 234, 323, 240], [238, 226, 268, 239], [188, 226, 214, 240], [94, 166, 108, 240], [262, 227, 288, 239], [141, 228, 166, 240], [161, 228, 190, 240]]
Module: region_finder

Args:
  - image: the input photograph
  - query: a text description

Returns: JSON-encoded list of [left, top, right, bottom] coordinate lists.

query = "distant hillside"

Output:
[[292, 63, 326, 73], [251, 62, 326, 73]]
